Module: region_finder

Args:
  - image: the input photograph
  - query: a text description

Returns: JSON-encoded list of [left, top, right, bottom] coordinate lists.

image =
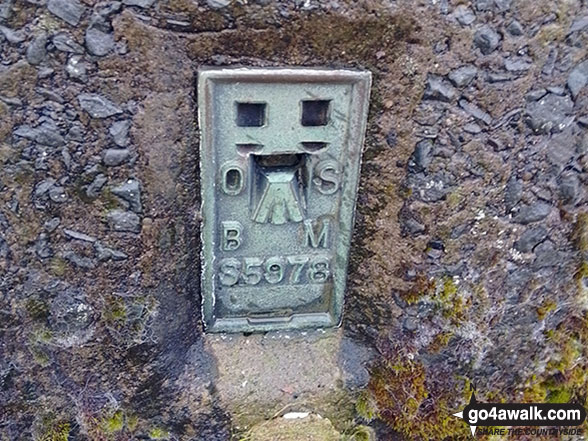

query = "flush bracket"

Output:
[[198, 67, 371, 333]]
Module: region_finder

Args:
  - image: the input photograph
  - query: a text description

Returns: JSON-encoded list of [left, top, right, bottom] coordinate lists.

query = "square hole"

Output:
[[301, 100, 330, 126], [236, 102, 266, 127]]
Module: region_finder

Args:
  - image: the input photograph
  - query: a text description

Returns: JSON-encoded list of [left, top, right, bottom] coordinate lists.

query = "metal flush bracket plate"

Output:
[[198, 67, 371, 333]]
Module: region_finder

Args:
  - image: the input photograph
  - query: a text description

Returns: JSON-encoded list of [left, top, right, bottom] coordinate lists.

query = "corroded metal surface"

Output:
[[198, 67, 371, 332]]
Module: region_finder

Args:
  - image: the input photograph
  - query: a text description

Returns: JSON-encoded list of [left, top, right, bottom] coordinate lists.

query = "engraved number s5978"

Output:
[[218, 255, 330, 287]]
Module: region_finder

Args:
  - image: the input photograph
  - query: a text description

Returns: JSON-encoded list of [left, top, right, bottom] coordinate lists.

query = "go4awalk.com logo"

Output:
[[453, 385, 586, 437]]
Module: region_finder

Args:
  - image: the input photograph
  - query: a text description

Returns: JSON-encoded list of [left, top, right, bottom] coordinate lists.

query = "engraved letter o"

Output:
[[221, 162, 245, 196]]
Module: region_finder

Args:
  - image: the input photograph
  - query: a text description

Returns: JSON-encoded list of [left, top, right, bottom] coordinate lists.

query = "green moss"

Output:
[[49, 258, 67, 277], [572, 212, 588, 251], [446, 190, 464, 209], [367, 353, 468, 439], [38, 423, 70, 441], [100, 294, 158, 347], [102, 410, 124, 434], [397, 185, 412, 200], [149, 427, 170, 439], [399, 274, 435, 305], [342, 425, 374, 441], [102, 296, 127, 324], [547, 387, 572, 403], [435, 277, 466, 326], [521, 313, 588, 407], [25, 298, 49, 320], [521, 375, 548, 402], [127, 414, 139, 432], [355, 391, 378, 422], [33, 328, 53, 344], [37, 415, 70, 441], [522, 375, 576, 404], [84, 408, 142, 440], [427, 331, 454, 353], [30, 346, 51, 367], [29, 328, 53, 367], [100, 188, 121, 210], [536, 299, 557, 320], [547, 336, 582, 372], [439, 276, 458, 302]]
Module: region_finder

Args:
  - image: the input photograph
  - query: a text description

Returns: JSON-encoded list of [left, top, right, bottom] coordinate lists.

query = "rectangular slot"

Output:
[[236, 102, 266, 127], [254, 153, 303, 168], [301, 100, 330, 126], [236, 143, 264, 155], [300, 141, 328, 153]]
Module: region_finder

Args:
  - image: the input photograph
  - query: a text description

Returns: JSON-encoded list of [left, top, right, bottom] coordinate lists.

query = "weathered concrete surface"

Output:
[[245, 414, 343, 441], [0, 0, 587, 440], [208, 329, 371, 430]]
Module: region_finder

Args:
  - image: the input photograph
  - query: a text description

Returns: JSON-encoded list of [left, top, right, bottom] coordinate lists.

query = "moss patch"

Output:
[[102, 409, 124, 434], [28, 328, 53, 367], [575, 261, 588, 308], [36, 416, 70, 441], [399, 274, 435, 305], [573, 212, 588, 251], [366, 349, 468, 440], [49, 258, 67, 277], [83, 408, 142, 440], [148, 427, 170, 440], [536, 299, 557, 320]]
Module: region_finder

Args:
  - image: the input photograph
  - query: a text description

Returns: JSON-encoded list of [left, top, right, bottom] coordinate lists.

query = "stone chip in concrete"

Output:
[[525, 93, 573, 134], [52, 32, 85, 53], [111, 178, 142, 212], [514, 227, 547, 253], [109, 120, 131, 147], [473, 25, 501, 54], [107, 209, 141, 233], [423, 74, 456, 102], [513, 202, 551, 224], [448, 65, 477, 87], [103, 148, 130, 166], [567, 60, 588, 99], [123, 0, 156, 7], [26, 32, 48, 65], [78, 93, 123, 118], [47, 0, 86, 26], [85, 26, 115, 56]]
